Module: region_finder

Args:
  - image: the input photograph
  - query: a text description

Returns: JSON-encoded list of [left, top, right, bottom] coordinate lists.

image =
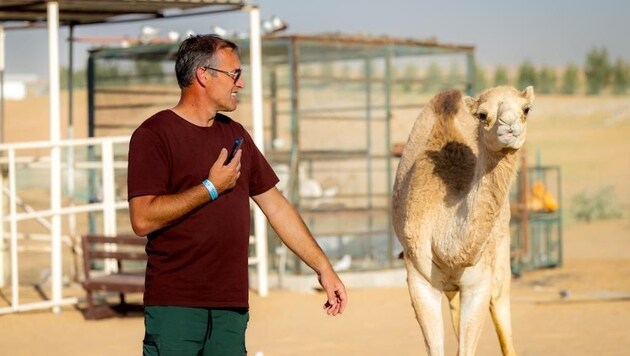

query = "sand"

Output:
[[0, 217, 628, 356], [1, 90, 629, 355]]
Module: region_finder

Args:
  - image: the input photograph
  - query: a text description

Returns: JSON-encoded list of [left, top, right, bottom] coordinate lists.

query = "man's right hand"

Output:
[[208, 147, 241, 194]]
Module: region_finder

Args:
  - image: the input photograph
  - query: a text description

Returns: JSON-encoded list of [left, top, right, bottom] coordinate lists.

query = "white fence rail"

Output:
[[0, 136, 130, 314], [0, 136, 268, 315]]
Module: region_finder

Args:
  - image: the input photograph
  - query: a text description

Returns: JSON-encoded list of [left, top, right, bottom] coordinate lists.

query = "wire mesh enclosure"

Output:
[[87, 34, 476, 275], [510, 163, 563, 275]]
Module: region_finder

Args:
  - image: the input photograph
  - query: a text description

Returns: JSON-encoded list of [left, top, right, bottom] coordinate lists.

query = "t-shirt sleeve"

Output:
[[127, 126, 171, 200], [244, 131, 279, 197]]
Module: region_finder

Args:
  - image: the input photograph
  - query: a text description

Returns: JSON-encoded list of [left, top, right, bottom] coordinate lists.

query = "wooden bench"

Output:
[[81, 234, 147, 320]]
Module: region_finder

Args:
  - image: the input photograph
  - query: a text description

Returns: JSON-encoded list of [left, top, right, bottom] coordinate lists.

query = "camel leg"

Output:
[[445, 291, 460, 339], [490, 292, 516, 356], [490, 238, 517, 355], [405, 260, 445, 356], [457, 281, 492, 356]]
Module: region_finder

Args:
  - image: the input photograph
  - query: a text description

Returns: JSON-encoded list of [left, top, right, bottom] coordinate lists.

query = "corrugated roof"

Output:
[[0, 0, 247, 26]]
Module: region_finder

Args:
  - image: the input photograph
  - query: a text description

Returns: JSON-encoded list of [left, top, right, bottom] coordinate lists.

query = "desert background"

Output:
[[0, 0, 628, 354], [0, 85, 628, 355]]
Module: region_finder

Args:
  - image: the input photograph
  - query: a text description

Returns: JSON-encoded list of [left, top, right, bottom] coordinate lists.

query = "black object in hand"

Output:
[[224, 136, 244, 165]]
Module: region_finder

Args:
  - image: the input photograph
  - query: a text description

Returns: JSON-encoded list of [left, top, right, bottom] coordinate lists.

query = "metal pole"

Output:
[[67, 24, 77, 247], [270, 67, 278, 144], [0, 25, 5, 144], [288, 37, 301, 275], [86, 55, 97, 234], [68, 25, 74, 133], [288, 38, 300, 208], [364, 57, 374, 258], [9, 149, 18, 309], [247, 5, 269, 297], [0, 25, 5, 288], [101, 139, 118, 273], [47, 1, 63, 314], [384, 47, 394, 267], [466, 51, 475, 95]]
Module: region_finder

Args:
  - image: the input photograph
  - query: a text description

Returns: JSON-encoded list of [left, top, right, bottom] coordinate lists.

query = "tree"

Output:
[[401, 63, 418, 93], [610, 58, 630, 95], [60, 67, 87, 89], [135, 60, 165, 84], [95, 62, 127, 86], [493, 66, 510, 86], [474, 62, 488, 92], [560, 63, 580, 95], [516, 60, 537, 89], [446, 61, 463, 89], [537, 66, 557, 94], [422, 62, 443, 93], [584, 47, 610, 95]]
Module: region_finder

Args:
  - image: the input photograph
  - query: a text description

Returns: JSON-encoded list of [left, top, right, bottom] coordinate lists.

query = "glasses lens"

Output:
[[233, 69, 242, 83]]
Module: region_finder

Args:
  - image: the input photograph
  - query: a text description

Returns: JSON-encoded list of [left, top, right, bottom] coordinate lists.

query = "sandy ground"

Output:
[[0, 217, 628, 356], [1, 90, 628, 354]]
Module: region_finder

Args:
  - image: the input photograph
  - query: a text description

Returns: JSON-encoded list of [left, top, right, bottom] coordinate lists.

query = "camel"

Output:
[[392, 85, 534, 356]]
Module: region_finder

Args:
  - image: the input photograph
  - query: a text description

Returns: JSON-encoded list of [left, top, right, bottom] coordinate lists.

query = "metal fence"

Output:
[[510, 165, 563, 274]]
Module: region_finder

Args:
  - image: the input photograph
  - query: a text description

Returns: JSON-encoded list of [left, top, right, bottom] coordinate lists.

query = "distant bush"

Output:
[[493, 65, 510, 86], [611, 58, 630, 95], [571, 186, 623, 222], [560, 63, 579, 94], [537, 66, 557, 94], [585, 47, 611, 95], [474, 62, 487, 92], [517, 60, 537, 89]]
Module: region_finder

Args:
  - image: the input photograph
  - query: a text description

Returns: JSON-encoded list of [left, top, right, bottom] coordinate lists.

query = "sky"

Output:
[[2, 0, 629, 78]]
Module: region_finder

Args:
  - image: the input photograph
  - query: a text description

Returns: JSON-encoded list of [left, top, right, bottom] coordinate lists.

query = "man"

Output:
[[127, 34, 347, 355]]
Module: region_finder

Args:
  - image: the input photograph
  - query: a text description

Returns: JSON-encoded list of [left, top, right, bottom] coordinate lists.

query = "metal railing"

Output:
[[0, 135, 269, 315], [0, 136, 129, 314]]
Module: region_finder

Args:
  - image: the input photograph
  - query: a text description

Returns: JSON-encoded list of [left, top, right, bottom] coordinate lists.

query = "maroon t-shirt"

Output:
[[127, 110, 278, 308]]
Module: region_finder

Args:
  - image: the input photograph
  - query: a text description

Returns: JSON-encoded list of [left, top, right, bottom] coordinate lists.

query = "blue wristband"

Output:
[[202, 179, 219, 201]]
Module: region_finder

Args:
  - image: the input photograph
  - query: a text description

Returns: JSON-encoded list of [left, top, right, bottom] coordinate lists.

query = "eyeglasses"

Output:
[[203, 66, 242, 84]]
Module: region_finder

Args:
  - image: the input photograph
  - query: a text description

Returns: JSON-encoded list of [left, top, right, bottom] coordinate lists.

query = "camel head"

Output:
[[464, 86, 534, 153]]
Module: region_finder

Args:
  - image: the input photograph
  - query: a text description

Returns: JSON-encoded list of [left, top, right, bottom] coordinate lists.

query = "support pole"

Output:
[[67, 25, 76, 241], [0, 25, 5, 144], [0, 24, 5, 288], [247, 5, 268, 297], [47, 1, 63, 314]]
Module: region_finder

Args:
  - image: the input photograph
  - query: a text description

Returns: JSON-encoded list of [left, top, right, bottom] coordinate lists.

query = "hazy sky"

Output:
[[3, 0, 629, 77]]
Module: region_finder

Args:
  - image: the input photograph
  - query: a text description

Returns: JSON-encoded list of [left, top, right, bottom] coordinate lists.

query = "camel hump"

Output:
[[433, 89, 462, 120]]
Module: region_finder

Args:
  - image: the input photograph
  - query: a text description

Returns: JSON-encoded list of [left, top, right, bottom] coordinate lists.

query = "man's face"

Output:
[[205, 48, 244, 112]]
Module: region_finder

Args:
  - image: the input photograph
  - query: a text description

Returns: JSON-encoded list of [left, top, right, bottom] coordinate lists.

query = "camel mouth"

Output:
[[496, 122, 525, 147], [498, 132, 519, 146], [499, 133, 525, 149], [499, 132, 516, 142]]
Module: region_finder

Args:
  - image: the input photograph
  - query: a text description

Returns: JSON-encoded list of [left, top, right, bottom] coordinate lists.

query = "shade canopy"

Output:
[[0, 0, 246, 26]]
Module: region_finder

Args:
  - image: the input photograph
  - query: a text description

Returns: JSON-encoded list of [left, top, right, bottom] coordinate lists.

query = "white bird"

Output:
[[333, 254, 352, 272]]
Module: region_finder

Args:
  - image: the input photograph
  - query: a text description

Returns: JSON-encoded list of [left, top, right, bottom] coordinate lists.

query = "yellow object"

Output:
[[529, 181, 558, 212]]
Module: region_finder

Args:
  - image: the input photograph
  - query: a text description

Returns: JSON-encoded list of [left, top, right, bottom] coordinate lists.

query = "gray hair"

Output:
[[174, 34, 239, 89]]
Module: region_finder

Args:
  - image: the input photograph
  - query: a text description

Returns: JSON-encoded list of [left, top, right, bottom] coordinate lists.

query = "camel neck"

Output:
[[455, 147, 520, 267]]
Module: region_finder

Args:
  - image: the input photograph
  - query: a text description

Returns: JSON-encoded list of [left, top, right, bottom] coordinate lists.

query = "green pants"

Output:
[[143, 306, 249, 356]]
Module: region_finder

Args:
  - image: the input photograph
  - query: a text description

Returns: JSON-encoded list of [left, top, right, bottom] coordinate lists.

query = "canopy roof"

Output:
[[0, 0, 246, 27], [90, 33, 475, 64]]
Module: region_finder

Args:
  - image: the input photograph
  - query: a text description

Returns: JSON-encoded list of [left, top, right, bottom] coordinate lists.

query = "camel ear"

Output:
[[463, 95, 476, 112], [523, 86, 535, 103]]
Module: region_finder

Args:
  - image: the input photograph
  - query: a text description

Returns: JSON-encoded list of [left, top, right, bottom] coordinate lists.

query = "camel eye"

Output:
[[523, 107, 531, 115], [478, 112, 488, 121]]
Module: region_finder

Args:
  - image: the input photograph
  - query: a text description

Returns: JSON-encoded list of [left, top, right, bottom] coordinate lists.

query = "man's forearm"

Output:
[[129, 184, 210, 236], [258, 191, 333, 275]]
